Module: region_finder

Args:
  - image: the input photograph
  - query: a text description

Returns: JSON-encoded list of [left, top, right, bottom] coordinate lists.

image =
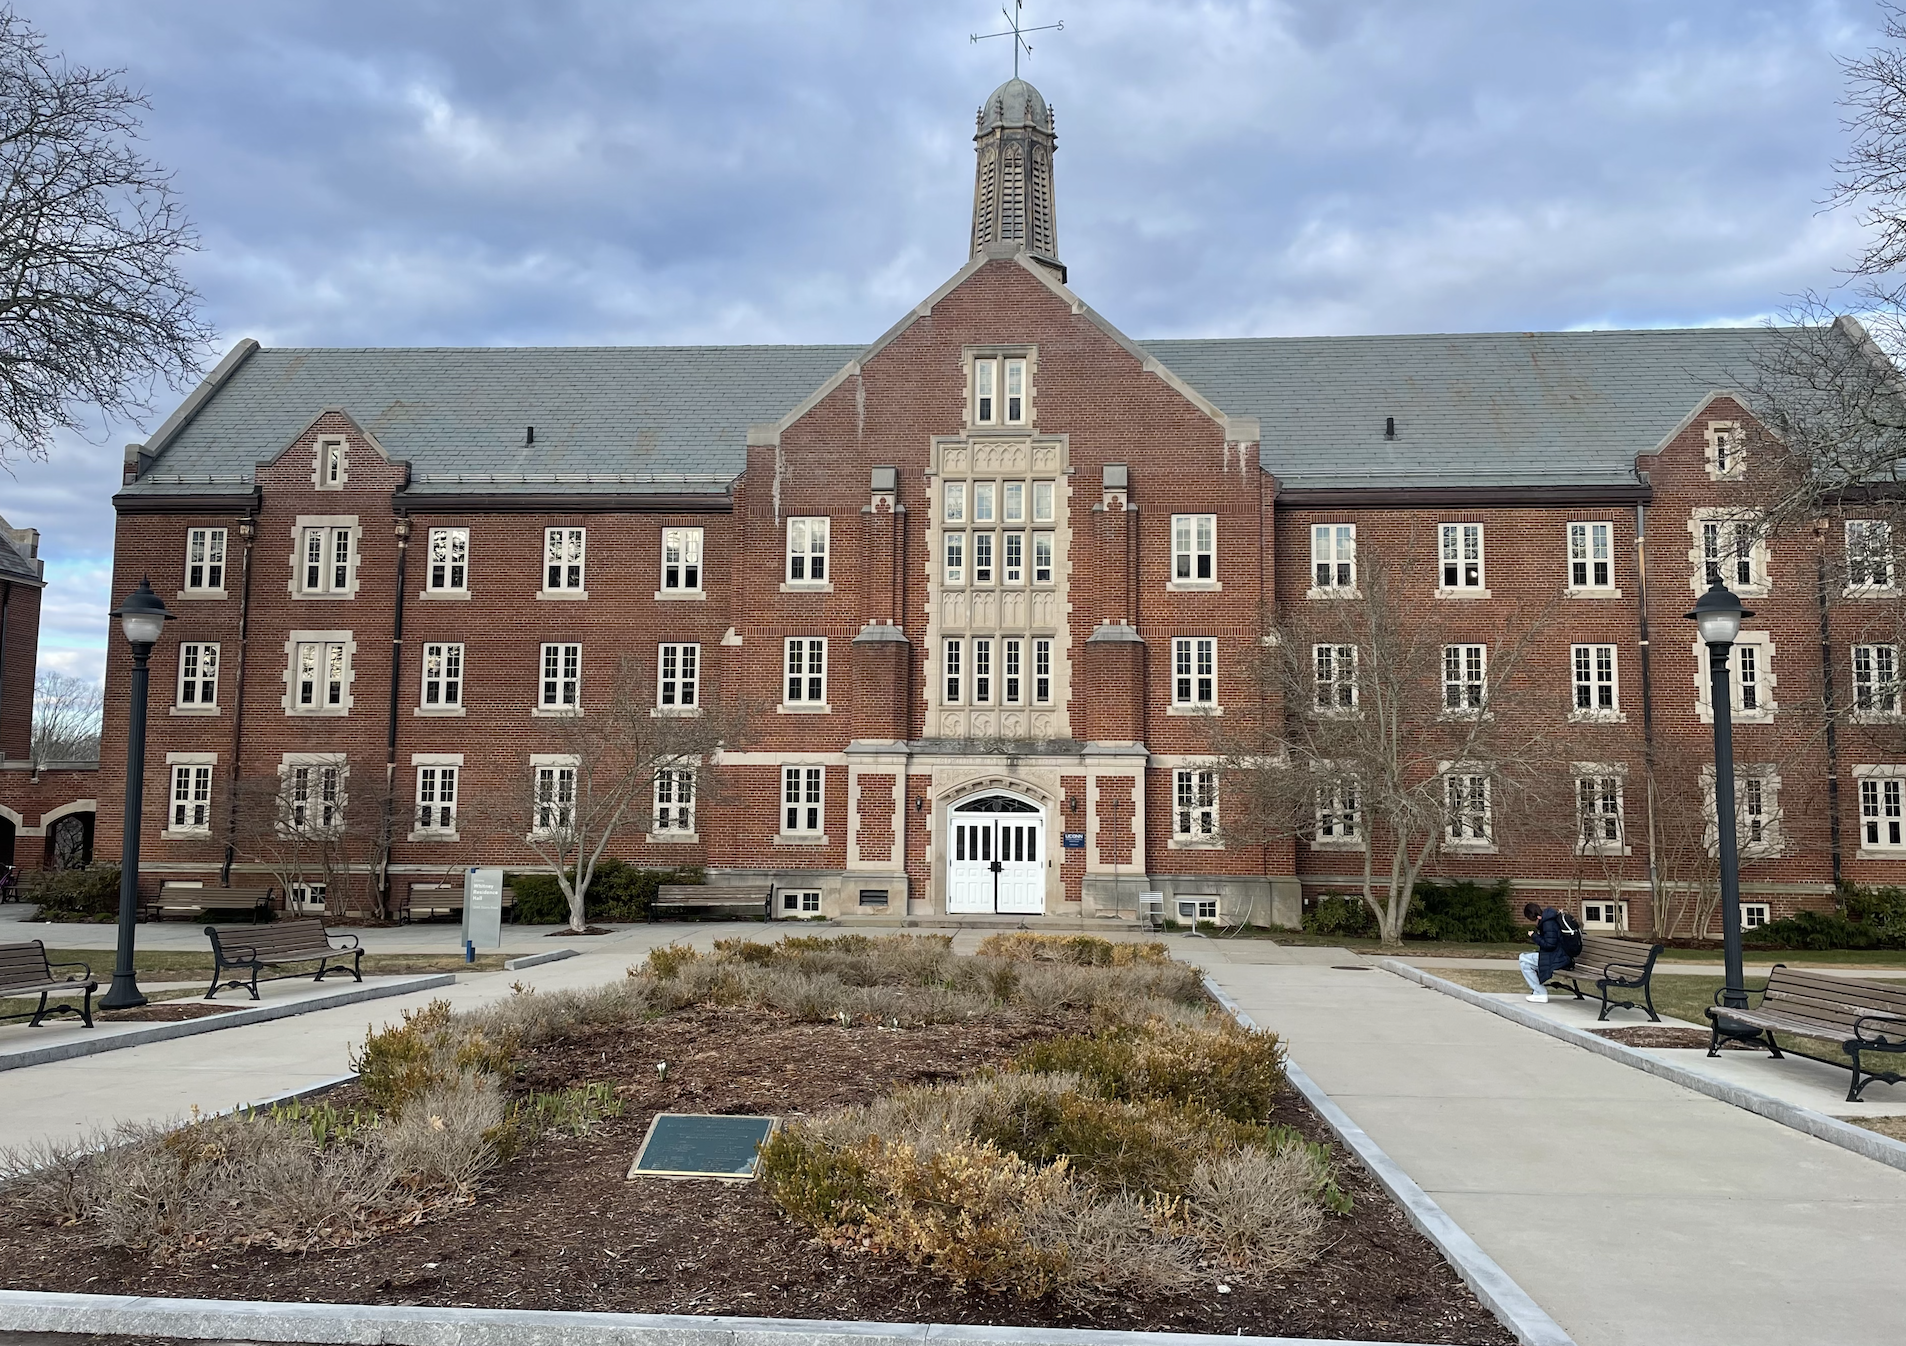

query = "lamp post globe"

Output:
[[100, 578, 174, 1012], [1685, 579, 1754, 1011]]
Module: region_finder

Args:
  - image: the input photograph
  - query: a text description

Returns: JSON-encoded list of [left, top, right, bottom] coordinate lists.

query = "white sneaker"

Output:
[[1525, 993, 1549, 1003]]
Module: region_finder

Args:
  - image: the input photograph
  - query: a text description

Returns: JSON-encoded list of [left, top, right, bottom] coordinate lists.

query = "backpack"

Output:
[[1557, 912, 1585, 959]]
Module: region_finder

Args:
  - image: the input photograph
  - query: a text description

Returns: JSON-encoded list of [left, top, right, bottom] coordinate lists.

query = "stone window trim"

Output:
[[964, 345, 1036, 432], [1568, 643, 1625, 723], [418, 641, 465, 716], [1439, 761, 1496, 853], [1704, 420, 1745, 482], [162, 752, 217, 839], [278, 751, 348, 838], [423, 526, 469, 596], [1310, 769, 1363, 851], [1854, 764, 1906, 855], [1169, 766, 1221, 848], [1687, 507, 1770, 597], [1845, 519, 1898, 597], [1572, 761, 1630, 857], [289, 516, 361, 600], [1701, 763, 1783, 859], [1851, 643, 1902, 722], [411, 754, 462, 841], [180, 526, 228, 599], [283, 630, 356, 717], [314, 435, 348, 490], [1565, 520, 1622, 595], [1693, 631, 1777, 725]]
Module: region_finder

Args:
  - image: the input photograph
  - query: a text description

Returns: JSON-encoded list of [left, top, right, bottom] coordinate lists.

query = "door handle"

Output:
[[990, 860, 1002, 873]]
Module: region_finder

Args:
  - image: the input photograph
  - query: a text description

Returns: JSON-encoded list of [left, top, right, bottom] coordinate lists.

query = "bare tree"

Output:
[[30, 669, 100, 767], [1212, 553, 1563, 945], [0, 7, 212, 464], [224, 760, 394, 917]]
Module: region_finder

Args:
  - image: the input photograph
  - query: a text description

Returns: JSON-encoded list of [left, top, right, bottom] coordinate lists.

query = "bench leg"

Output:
[[1642, 979, 1660, 1024], [351, 950, 363, 983], [205, 967, 223, 1000], [26, 991, 48, 1027], [247, 966, 261, 1001], [79, 985, 93, 1028], [1596, 987, 1615, 1022]]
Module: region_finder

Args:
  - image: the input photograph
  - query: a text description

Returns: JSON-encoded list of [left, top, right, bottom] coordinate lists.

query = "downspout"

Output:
[[219, 520, 257, 886], [377, 517, 411, 918], [1815, 537, 1844, 890], [1, 579, 11, 762], [1634, 502, 1662, 920]]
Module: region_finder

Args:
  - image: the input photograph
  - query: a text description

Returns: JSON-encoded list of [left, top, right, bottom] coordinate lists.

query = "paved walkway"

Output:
[[1183, 941, 1906, 1346]]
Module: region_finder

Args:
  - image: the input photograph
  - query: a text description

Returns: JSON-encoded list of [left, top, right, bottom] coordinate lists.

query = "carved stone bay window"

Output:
[[926, 430, 1071, 741]]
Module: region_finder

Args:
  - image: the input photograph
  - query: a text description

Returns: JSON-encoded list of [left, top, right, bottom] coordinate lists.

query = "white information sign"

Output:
[[462, 866, 505, 950]]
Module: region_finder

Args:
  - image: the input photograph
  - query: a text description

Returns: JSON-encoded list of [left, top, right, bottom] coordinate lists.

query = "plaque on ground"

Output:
[[628, 1113, 779, 1180]]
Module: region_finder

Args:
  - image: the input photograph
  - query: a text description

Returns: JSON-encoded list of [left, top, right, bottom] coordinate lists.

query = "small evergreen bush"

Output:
[[1744, 909, 1905, 951], [22, 865, 120, 920], [1404, 879, 1520, 942], [505, 861, 703, 924], [1302, 894, 1376, 938]]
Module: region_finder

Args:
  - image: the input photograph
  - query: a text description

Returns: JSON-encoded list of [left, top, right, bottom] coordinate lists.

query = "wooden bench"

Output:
[[1546, 932, 1664, 1022], [0, 941, 97, 1027], [1706, 965, 1906, 1102], [650, 884, 772, 922], [0, 865, 21, 903], [403, 889, 516, 923], [204, 919, 362, 1000], [143, 884, 274, 923]]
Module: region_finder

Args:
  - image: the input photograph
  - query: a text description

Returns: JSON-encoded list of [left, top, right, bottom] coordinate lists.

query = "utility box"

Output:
[[462, 867, 505, 950]]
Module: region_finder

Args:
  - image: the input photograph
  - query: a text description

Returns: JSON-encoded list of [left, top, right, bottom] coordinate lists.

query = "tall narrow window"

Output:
[[320, 437, 345, 487], [298, 525, 355, 596], [1444, 772, 1492, 844], [286, 763, 342, 832], [1004, 358, 1026, 423], [420, 642, 463, 708], [539, 642, 581, 710], [544, 527, 586, 591], [1311, 524, 1355, 591], [1173, 769, 1218, 840], [658, 642, 700, 708], [1439, 523, 1485, 589], [1313, 644, 1356, 711], [184, 528, 226, 593], [1032, 480, 1055, 522], [972, 638, 993, 704], [1572, 644, 1618, 715], [1315, 780, 1360, 842], [1003, 531, 1025, 585], [534, 764, 577, 833], [1848, 519, 1895, 591], [177, 642, 219, 707], [1701, 518, 1756, 589], [653, 769, 696, 834], [1033, 531, 1054, 584], [1737, 645, 1759, 712], [661, 527, 703, 593], [1577, 775, 1624, 850], [1443, 644, 1487, 711], [1741, 776, 1767, 846], [945, 532, 966, 585], [1003, 481, 1025, 522], [784, 638, 827, 705], [427, 527, 468, 592], [293, 640, 348, 711], [974, 358, 997, 424], [786, 518, 829, 584], [1854, 645, 1900, 714], [1003, 638, 1023, 704], [943, 638, 963, 704], [170, 764, 213, 833], [973, 482, 996, 523], [973, 531, 995, 584], [1172, 514, 1216, 583], [1173, 637, 1216, 707], [416, 766, 458, 833], [1033, 638, 1052, 704], [1861, 776, 1906, 849], [1568, 522, 1613, 589], [944, 481, 966, 521], [783, 765, 824, 833]]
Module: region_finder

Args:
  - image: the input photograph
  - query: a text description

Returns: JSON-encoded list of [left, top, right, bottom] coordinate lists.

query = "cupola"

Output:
[[971, 77, 1062, 280]]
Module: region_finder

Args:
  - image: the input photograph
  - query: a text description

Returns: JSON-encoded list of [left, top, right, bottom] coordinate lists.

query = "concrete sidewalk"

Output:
[[1184, 944, 1906, 1346]]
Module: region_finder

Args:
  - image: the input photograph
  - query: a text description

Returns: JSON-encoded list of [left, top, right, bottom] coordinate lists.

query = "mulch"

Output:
[[95, 1001, 242, 1023], [1591, 1024, 1753, 1050], [0, 1006, 1513, 1345]]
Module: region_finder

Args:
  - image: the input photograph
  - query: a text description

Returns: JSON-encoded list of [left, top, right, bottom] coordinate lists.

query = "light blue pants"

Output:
[[1519, 951, 1545, 994]]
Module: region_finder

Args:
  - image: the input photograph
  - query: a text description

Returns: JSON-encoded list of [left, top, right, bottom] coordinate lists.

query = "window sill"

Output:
[[1435, 587, 1492, 600], [414, 705, 466, 717], [292, 592, 356, 601], [1576, 845, 1633, 858], [1168, 838, 1224, 850], [646, 832, 701, 845], [1696, 707, 1775, 725], [160, 829, 213, 842], [778, 703, 832, 714], [531, 707, 583, 718], [1856, 847, 1906, 860], [537, 590, 589, 600], [1166, 704, 1222, 716], [1567, 710, 1628, 724], [654, 589, 706, 601], [1307, 838, 1365, 852], [285, 708, 350, 718], [1440, 841, 1499, 855], [418, 590, 470, 601], [1309, 707, 1361, 720], [408, 830, 461, 842], [174, 590, 227, 601], [1166, 581, 1223, 593], [169, 705, 220, 717], [1705, 468, 1747, 483], [1844, 586, 1901, 600], [775, 834, 830, 846], [1306, 587, 1362, 600], [1849, 711, 1905, 725], [651, 706, 704, 718], [780, 581, 834, 595], [1564, 587, 1624, 599], [1437, 709, 1492, 722]]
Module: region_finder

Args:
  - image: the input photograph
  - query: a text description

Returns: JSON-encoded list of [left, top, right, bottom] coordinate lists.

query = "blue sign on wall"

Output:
[[1061, 832, 1086, 849]]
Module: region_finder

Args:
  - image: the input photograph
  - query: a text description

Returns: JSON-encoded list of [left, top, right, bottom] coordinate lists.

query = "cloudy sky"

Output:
[[2, 0, 1889, 683]]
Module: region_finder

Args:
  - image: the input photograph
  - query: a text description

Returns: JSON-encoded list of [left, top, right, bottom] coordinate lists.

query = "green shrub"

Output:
[[23, 866, 120, 918], [506, 861, 703, 924], [1844, 884, 1906, 933], [349, 999, 515, 1115], [1404, 879, 1520, 942], [1744, 909, 1904, 951], [1302, 894, 1376, 938]]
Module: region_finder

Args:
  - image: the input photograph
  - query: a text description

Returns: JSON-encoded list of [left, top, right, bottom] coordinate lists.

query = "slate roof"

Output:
[[0, 529, 40, 584], [124, 344, 864, 498], [1140, 327, 1794, 491]]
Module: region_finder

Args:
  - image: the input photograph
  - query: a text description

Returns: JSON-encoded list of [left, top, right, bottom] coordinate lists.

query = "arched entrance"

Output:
[[947, 791, 1045, 915]]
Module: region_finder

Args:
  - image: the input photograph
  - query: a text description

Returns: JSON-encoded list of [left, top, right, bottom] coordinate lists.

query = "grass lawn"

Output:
[[38, 948, 506, 977]]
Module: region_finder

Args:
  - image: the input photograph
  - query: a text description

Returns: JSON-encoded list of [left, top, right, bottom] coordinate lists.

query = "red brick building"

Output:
[[84, 77, 1906, 928]]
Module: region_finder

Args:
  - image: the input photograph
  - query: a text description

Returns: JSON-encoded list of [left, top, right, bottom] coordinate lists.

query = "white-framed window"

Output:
[[317, 436, 347, 489], [944, 480, 966, 522], [1173, 768, 1218, 841], [1004, 481, 1025, 523], [973, 530, 995, 584], [1033, 638, 1053, 704], [1704, 766, 1782, 858], [973, 356, 1027, 425], [1691, 510, 1767, 593], [661, 527, 703, 593], [784, 637, 827, 706], [1857, 767, 1906, 852], [168, 762, 213, 834], [1582, 900, 1629, 931], [974, 481, 995, 523], [184, 527, 226, 593], [1003, 531, 1025, 585], [943, 638, 963, 705], [1313, 643, 1356, 712], [1310, 524, 1356, 594], [1575, 770, 1625, 854], [1705, 420, 1743, 480], [658, 642, 700, 709], [1033, 480, 1055, 522], [1443, 643, 1487, 713], [1697, 633, 1776, 722], [972, 637, 993, 704], [1854, 644, 1900, 717], [1439, 523, 1485, 591], [1314, 778, 1360, 845], [1033, 531, 1054, 584], [1172, 637, 1216, 707], [1002, 637, 1024, 704], [284, 757, 345, 834], [1443, 768, 1493, 848], [1741, 902, 1771, 928], [291, 638, 349, 713], [1172, 514, 1216, 585], [543, 526, 586, 592], [532, 759, 578, 835], [288, 882, 328, 914], [944, 531, 966, 585], [653, 769, 696, 835], [420, 642, 463, 710], [786, 518, 828, 585], [1847, 519, 1896, 593], [1571, 644, 1619, 718], [298, 523, 357, 596], [426, 527, 468, 593], [415, 764, 458, 834], [781, 888, 823, 915], [1568, 521, 1614, 591], [539, 642, 581, 711], [177, 642, 219, 708], [782, 765, 824, 834]]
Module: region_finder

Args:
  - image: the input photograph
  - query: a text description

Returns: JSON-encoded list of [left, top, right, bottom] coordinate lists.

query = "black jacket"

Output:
[[1530, 908, 1574, 980]]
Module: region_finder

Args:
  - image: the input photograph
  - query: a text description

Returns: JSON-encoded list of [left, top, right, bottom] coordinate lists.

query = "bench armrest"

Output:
[[1855, 1011, 1906, 1044], [218, 943, 262, 963], [1712, 979, 1773, 1007], [328, 933, 363, 950], [1600, 959, 1652, 977], [46, 958, 92, 981]]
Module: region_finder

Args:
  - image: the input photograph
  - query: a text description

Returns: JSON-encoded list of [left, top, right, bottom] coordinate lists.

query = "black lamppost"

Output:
[[100, 579, 173, 1011], [1687, 579, 1753, 1011]]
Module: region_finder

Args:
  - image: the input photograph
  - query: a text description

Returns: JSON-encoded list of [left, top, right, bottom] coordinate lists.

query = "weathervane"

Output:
[[972, 1, 1063, 79]]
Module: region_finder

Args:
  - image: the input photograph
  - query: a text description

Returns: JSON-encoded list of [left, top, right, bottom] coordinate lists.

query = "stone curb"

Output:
[[0, 974, 456, 1072], [1200, 975, 1576, 1346], [1379, 959, 1906, 1174], [0, 1291, 1441, 1346], [504, 948, 579, 970]]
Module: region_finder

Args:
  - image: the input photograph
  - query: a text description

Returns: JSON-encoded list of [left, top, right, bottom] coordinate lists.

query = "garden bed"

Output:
[[0, 936, 1510, 1344]]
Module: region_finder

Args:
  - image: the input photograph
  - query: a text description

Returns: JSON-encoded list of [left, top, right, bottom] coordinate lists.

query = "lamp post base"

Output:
[[98, 975, 147, 1012]]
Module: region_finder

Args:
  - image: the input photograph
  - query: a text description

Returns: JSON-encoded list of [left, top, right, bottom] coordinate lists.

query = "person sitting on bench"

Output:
[[1519, 902, 1580, 1004]]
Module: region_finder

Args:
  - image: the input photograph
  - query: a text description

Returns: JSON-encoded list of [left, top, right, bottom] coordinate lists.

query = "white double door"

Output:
[[946, 807, 1046, 915]]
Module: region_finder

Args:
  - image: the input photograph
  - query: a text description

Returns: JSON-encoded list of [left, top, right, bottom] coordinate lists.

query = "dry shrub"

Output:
[[1013, 1019, 1287, 1123], [350, 999, 514, 1116], [977, 932, 1171, 967], [1183, 1146, 1326, 1275]]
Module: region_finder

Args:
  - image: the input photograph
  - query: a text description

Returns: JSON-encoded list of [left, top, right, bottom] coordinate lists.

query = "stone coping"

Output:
[[504, 948, 579, 970], [1380, 959, 1906, 1174], [1200, 975, 1575, 1346]]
